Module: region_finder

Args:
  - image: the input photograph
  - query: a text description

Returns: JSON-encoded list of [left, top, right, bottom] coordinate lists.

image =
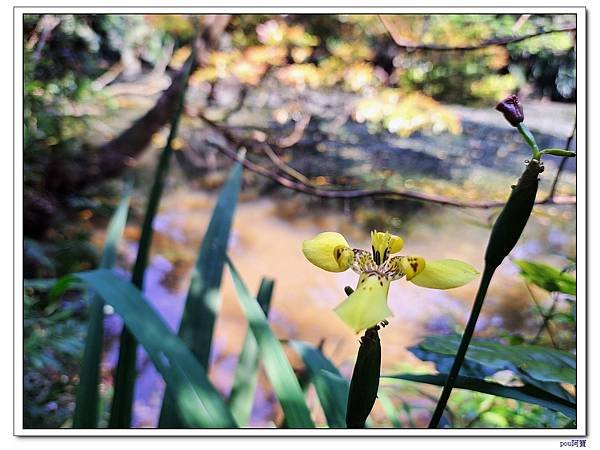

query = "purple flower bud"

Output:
[[496, 95, 524, 127]]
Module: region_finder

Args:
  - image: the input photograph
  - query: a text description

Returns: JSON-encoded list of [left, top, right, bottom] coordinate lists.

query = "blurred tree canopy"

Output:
[[23, 13, 575, 252]]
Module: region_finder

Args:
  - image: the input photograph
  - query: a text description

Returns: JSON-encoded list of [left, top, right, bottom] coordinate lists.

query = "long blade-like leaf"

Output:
[[158, 160, 243, 427], [227, 258, 315, 428], [228, 278, 274, 427], [110, 54, 195, 429], [73, 181, 133, 428], [76, 269, 237, 428], [383, 373, 576, 419], [377, 389, 402, 428], [289, 340, 349, 428]]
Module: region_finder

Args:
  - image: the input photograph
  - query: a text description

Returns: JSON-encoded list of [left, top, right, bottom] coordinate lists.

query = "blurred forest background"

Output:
[[23, 14, 576, 428]]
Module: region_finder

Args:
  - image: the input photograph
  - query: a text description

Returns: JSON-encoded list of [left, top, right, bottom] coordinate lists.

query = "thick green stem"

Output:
[[428, 263, 496, 428], [429, 158, 542, 428]]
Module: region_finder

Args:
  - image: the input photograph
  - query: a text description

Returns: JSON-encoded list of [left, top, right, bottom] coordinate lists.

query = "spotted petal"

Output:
[[410, 259, 479, 289], [334, 273, 393, 332], [302, 232, 354, 272], [399, 256, 426, 281]]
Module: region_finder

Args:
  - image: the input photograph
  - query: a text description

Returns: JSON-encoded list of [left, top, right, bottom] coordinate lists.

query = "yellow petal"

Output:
[[410, 259, 479, 289], [389, 234, 404, 254], [302, 232, 353, 272], [334, 273, 393, 332], [400, 256, 426, 281], [370, 230, 404, 264]]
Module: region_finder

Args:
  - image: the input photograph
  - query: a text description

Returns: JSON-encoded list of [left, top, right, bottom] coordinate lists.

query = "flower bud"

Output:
[[346, 326, 381, 428], [496, 95, 524, 127]]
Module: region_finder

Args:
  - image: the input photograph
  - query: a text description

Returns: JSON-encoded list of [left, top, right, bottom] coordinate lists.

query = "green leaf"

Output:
[[289, 340, 349, 428], [73, 180, 132, 428], [540, 148, 576, 157], [24, 278, 63, 290], [49, 275, 78, 301], [111, 55, 195, 429], [377, 389, 402, 428], [410, 259, 480, 290], [159, 160, 244, 427], [410, 335, 576, 386], [228, 278, 274, 427], [75, 269, 237, 428], [227, 258, 315, 428], [514, 259, 576, 295], [383, 373, 575, 420]]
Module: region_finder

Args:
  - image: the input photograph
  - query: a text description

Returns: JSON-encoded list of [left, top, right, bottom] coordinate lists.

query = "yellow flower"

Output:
[[302, 230, 479, 332]]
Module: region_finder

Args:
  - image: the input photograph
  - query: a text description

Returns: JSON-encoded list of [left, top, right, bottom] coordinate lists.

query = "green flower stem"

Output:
[[108, 55, 194, 429], [517, 123, 541, 160], [427, 263, 495, 428], [429, 158, 543, 428]]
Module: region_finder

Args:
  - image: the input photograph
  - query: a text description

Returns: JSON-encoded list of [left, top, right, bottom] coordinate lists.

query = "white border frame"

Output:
[[13, 5, 587, 437]]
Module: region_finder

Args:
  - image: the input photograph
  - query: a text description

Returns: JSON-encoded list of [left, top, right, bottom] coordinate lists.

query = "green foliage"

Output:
[[73, 181, 132, 428], [409, 334, 575, 404], [110, 54, 194, 428], [289, 340, 349, 428], [447, 389, 573, 428], [388, 14, 575, 103], [514, 259, 576, 295], [384, 373, 575, 419], [159, 160, 243, 427], [228, 258, 315, 428], [22, 13, 577, 430], [24, 14, 174, 191], [23, 289, 86, 428], [75, 270, 238, 428], [228, 279, 274, 427]]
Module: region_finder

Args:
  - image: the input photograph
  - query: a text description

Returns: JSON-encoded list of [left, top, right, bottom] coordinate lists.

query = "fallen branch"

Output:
[[205, 139, 575, 209], [196, 110, 576, 209], [95, 15, 230, 180]]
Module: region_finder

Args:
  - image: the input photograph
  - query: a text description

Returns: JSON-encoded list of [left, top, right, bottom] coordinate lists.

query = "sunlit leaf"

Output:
[[159, 161, 243, 427], [289, 340, 349, 428], [228, 278, 274, 427], [227, 258, 315, 428], [514, 259, 576, 295], [410, 335, 576, 387], [75, 270, 237, 428]]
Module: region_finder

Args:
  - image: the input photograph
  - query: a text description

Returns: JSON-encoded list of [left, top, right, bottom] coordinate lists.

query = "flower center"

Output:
[[370, 230, 394, 266]]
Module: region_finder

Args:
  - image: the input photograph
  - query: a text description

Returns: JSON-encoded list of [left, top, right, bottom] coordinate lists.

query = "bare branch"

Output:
[[524, 282, 558, 348], [547, 121, 576, 201], [221, 85, 249, 122], [261, 143, 314, 186], [276, 115, 311, 148], [197, 111, 575, 209], [379, 16, 575, 52], [205, 137, 575, 209]]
